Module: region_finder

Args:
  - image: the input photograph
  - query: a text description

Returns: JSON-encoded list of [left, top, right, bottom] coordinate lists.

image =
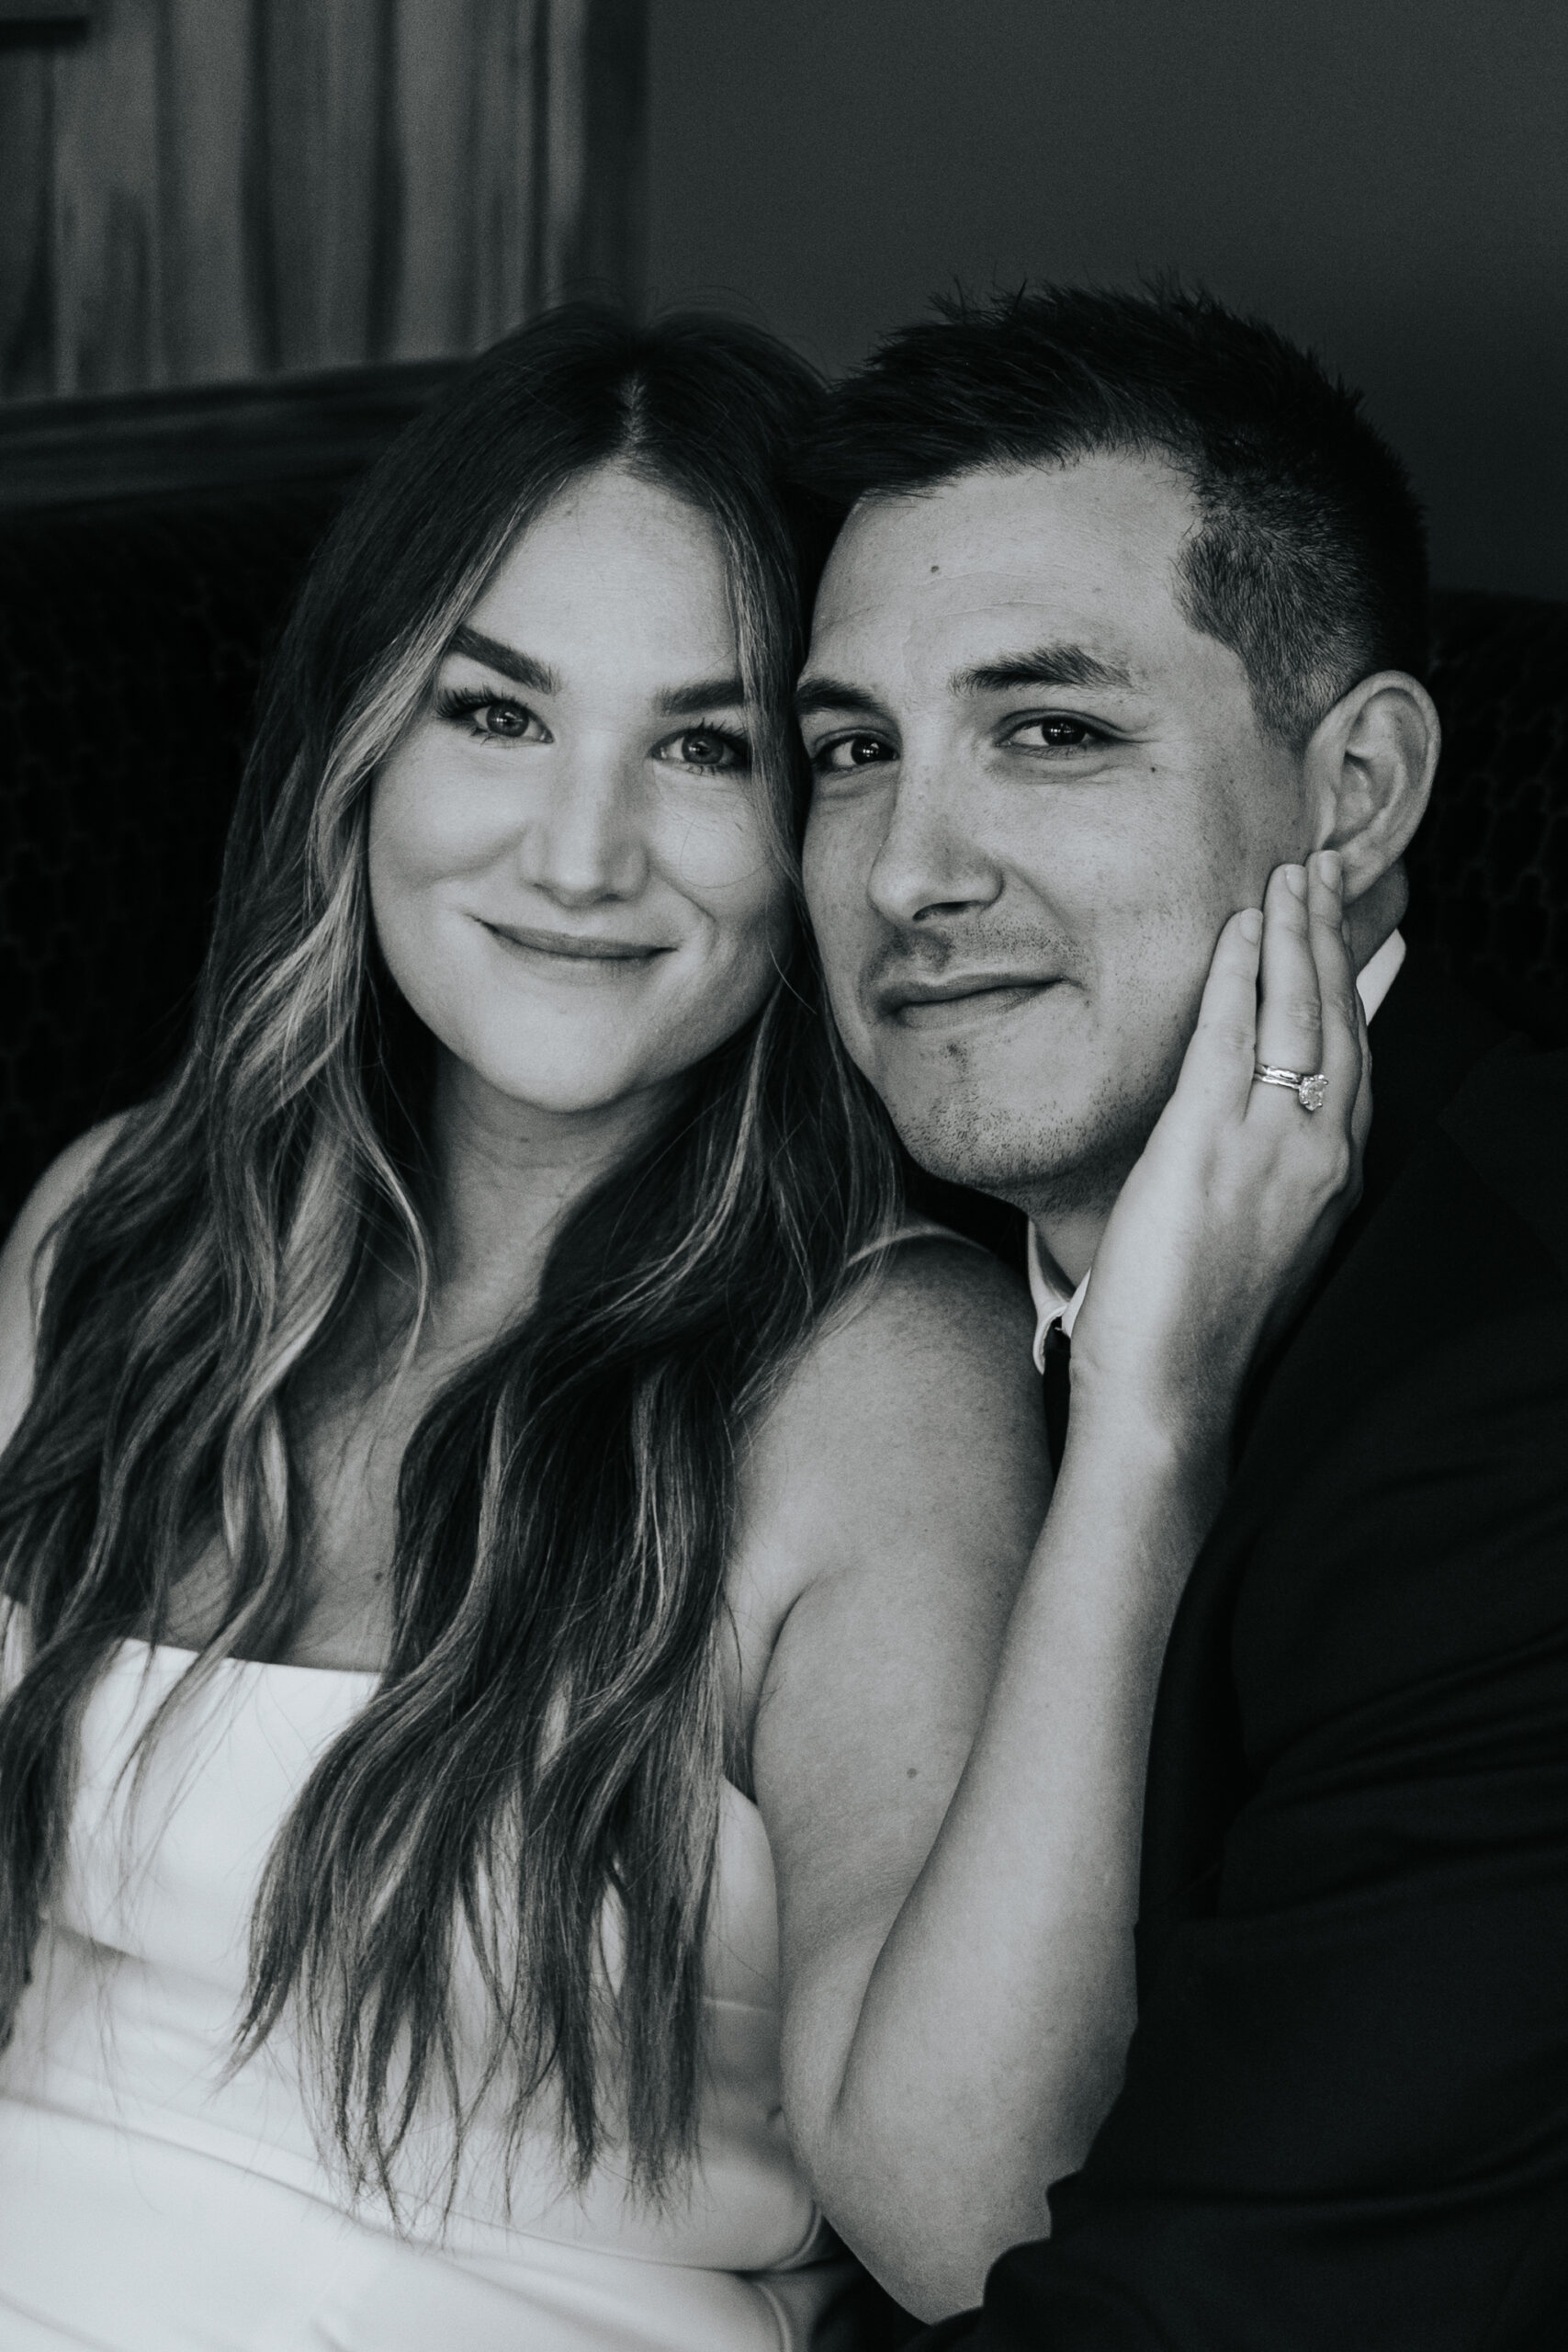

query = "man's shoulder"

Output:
[[1142, 1015, 1568, 1930], [1219, 1020, 1568, 1743], [1326, 957, 1568, 1351], [1235, 1019, 1562, 1481], [1436, 1034, 1568, 1276]]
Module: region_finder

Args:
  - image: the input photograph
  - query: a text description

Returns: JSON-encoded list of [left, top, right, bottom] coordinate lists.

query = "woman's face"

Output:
[[369, 464, 792, 1122]]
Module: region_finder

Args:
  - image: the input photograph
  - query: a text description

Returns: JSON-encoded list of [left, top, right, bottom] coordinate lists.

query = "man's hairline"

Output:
[[817, 444, 1334, 751], [831, 438, 1197, 528]]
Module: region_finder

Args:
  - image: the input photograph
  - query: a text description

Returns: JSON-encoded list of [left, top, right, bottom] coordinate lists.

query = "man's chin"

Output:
[[882, 1092, 1077, 1210], [859, 996, 1090, 1182], [873, 1055, 1157, 1222]]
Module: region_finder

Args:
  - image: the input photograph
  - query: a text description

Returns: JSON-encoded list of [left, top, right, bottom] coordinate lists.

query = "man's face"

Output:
[[800, 454, 1314, 1223]]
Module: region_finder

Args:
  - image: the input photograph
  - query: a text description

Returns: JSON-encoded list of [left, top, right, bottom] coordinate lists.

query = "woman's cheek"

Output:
[[658, 788, 784, 910], [372, 732, 524, 882]]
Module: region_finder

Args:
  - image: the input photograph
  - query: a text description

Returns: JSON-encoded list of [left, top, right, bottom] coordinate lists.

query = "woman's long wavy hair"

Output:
[[0, 308, 901, 2212]]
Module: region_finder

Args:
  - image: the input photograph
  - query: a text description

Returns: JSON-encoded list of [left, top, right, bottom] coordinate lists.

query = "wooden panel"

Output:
[[50, 0, 165, 394], [467, 0, 547, 345], [157, 0, 255, 382], [249, 0, 400, 373], [389, 0, 543, 358], [0, 356, 458, 510], [0, 0, 646, 402], [539, 0, 645, 306], [0, 47, 54, 397]]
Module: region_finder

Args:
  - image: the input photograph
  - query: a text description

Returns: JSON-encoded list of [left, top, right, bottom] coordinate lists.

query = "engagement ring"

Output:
[[1252, 1064, 1328, 1112]]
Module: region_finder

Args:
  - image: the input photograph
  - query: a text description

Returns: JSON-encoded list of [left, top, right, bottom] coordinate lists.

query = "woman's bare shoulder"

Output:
[[725, 1235, 1048, 1791], [740, 1237, 1048, 1598], [0, 1114, 131, 1449], [810, 1234, 1041, 1441], [838, 1232, 1038, 1365]]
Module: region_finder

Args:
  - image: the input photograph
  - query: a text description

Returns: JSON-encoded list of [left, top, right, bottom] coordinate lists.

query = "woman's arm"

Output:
[[746, 1260, 1201, 2318], [750, 857, 1369, 2319]]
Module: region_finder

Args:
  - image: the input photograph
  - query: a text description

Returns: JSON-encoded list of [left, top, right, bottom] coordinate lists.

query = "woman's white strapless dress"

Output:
[[0, 1639, 861, 2351]]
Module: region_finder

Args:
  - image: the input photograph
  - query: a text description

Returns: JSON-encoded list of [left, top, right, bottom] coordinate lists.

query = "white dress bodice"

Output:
[[0, 1639, 856, 2351]]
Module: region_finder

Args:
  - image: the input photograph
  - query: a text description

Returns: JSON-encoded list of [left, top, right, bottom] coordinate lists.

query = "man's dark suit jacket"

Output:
[[924, 957, 1568, 2350]]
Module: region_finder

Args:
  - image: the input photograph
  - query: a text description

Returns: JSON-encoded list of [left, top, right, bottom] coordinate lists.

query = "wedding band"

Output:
[[1253, 1063, 1328, 1112]]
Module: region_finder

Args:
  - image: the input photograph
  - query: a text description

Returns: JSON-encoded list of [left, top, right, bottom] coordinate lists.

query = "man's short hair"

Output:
[[806, 285, 1429, 746]]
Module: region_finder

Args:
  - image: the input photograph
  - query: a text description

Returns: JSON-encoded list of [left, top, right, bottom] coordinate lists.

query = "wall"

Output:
[[647, 0, 1568, 598]]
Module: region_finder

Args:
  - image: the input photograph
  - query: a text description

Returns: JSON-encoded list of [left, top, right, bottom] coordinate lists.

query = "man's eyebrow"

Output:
[[446, 626, 559, 696], [655, 676, 747, 716], [793, 676, 891, 722], [953, 645, 1137, 696]]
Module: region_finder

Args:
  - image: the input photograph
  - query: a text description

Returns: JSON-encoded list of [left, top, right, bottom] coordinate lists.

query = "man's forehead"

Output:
[[810, 454, 1196, 658]]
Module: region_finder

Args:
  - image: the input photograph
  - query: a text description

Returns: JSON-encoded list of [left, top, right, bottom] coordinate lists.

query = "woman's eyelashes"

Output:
[[651, 724, 751, 776], [431, 686, 750, 776], [434, 684, 549, 743]]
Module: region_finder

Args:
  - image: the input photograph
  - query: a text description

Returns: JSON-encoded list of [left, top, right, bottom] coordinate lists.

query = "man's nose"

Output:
[[514, 747, 649, 905], [864, 750, 1004, 928]]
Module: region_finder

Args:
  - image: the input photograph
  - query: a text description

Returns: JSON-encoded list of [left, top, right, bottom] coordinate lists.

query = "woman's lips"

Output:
[[480, 919, 671, 967]]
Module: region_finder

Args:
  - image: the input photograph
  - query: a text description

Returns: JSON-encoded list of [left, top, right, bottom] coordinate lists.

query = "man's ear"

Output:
[[1304, 671, 1441, 905]]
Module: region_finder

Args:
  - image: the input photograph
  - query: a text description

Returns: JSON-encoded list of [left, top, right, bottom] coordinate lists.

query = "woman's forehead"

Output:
[[465, 469, 739, 693]]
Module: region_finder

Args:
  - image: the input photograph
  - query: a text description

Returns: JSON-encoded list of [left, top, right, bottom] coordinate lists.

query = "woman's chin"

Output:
[[439, 1041, 687, 1128]]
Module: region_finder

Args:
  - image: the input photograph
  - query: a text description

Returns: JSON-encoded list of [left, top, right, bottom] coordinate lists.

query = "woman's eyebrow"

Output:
[[655, 676, 747, 715], [447, 624, 559, 695], [445, 630, 742, 717], [954, 645, 1136, 695]]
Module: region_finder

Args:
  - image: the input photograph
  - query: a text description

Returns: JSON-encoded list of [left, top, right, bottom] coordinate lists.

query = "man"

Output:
[[799, 288, 1568, 2348]]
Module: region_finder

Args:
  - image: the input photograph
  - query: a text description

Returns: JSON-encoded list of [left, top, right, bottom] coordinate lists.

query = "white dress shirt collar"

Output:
[[1028, 928, 1406, 1370]]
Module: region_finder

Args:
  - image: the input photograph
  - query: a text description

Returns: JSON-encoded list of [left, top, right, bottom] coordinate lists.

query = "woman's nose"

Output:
[[514, 750, 650, 904], [865, 751, 1005, 929]]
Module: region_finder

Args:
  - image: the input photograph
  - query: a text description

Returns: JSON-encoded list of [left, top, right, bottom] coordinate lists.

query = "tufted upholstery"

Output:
[[2, 489, 1566, 1240], [1, 488, 337, 1238], [1410, 592, 1568, 1044]]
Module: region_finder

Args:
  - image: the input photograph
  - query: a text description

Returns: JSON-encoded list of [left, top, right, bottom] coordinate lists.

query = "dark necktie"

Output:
[[1041, 1319, 1071, 1476]]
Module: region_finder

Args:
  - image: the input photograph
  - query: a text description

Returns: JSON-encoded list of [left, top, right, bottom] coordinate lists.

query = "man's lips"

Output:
[[873, 971, 1063, 1031], [480, 919, 671, 965]]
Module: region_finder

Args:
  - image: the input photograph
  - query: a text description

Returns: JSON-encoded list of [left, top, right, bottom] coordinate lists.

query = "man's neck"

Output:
[[1029, 1208, 1106, 1299]]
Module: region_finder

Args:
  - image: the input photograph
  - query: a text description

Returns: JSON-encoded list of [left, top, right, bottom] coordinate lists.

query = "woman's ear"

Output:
[[1304, 671, 1440, 907]]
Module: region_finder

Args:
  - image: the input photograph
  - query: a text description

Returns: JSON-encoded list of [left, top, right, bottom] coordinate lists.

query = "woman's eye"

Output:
[[434, 685, 548, 743], [468, 697, 543, 741], [476, 702, 529, 738], [812, 733, 894, 774], [1006, 715, 1106, 752], [656, 727, 751, 775]]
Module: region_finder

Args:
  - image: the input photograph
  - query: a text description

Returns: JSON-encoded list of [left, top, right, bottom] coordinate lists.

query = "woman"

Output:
[[0, 309, 1364, 2348]]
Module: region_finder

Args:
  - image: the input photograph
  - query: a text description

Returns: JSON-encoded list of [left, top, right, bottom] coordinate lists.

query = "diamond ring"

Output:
[[1252, 1063, 1328, 1112]]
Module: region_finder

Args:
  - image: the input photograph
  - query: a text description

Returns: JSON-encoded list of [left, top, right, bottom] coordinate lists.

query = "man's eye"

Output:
[[812, 733, 894, 774], [1006, 715, 1105, 752], [655, 727, 751, 775]]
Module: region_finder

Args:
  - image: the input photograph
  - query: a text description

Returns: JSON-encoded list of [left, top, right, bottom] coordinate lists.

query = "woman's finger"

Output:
[[1350, 988, 1373, 1170], [1304, 850, 1362, 1120], [1251, 863, 1323, 1101], [1168, 904, 1264, 1125]]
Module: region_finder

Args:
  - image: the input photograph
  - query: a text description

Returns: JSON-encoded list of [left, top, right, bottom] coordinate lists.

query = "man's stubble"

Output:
[[874, 1012, 1188, 1235]]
